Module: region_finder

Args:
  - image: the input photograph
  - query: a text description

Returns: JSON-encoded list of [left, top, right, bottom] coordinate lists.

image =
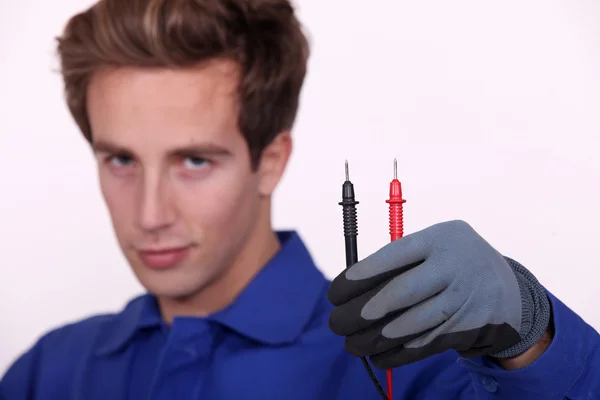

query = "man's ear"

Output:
[[257, 132, 292, 197]]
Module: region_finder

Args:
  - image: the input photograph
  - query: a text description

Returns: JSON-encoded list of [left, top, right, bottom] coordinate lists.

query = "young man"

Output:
[[1, 0, 598, 399]]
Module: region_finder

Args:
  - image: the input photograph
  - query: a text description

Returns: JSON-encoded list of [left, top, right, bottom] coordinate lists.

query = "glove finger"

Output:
[[329, 279, 390, 336], [328, 229, 431, 306], [329, 259, 447, 336], [370, 316, 522, 369], [369, 331, 468, 369], [400, 299, 516, 352], [369, 324, 516, 369], [360, 259, 449, 321], [343, 315, 429, 359], [367, 301, 483, 369], [381, 290, 464, 342], [343, 291, 460, 357]]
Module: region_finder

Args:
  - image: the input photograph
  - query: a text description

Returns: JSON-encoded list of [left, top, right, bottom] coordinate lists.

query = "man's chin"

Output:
[[127, 259, 230, 310], [134, 270, 215, 300]]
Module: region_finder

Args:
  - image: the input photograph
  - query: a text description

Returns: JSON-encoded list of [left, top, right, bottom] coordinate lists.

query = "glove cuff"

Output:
[[490, 257, 551, 359]]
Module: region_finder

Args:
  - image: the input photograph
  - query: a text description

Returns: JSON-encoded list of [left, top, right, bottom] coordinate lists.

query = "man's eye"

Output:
[[183, 157, 208, 169], [108, 154, 133, 167]]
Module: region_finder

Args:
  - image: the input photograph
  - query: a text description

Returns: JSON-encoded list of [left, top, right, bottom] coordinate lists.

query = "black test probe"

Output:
[[339, 161, 388, 400]]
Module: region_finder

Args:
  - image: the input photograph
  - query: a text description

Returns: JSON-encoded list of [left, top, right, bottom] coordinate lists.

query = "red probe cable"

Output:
[[384, 158, 406, 400]]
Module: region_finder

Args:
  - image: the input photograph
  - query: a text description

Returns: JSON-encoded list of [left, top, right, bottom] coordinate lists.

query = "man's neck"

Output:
[[158, 223, 281, 323]]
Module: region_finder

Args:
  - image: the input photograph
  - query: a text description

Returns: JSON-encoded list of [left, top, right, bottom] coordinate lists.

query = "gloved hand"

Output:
[[327, 220, 551, 369]]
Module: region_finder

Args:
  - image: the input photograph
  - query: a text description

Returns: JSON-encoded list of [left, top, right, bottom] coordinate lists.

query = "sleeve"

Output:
[[457, 290, 600, 399], [0, 342, 41, 400]]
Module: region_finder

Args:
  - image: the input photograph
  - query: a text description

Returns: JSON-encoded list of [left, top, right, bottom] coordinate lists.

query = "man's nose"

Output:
[[136, 173, 176, 232]]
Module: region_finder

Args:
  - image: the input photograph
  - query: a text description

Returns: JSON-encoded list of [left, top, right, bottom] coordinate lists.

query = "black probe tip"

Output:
[[340, 160, 358, 205], [345, 160, 349, 181]]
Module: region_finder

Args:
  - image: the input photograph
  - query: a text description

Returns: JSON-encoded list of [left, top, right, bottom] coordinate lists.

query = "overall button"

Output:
[[480, 375, 498, 393]]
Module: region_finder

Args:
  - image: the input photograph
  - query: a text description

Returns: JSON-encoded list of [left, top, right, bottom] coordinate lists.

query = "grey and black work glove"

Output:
[[327, 220, 551, 369]]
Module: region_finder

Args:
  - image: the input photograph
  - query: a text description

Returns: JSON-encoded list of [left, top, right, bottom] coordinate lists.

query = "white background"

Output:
[[1, 0, 599, 376]]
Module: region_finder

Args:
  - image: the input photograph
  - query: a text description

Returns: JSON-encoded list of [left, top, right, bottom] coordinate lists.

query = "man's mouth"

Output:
[[137, 246, 191, 269]]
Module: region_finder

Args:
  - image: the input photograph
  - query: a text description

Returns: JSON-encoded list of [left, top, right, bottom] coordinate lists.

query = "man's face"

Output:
[[87, 61, 287, 301]]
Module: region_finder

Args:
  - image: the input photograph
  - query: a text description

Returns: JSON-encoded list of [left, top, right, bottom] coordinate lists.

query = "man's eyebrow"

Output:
[[92, 140, 130, 154]]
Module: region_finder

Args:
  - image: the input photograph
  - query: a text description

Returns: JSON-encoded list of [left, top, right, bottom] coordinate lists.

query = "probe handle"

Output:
[[386, 178, 406, 240], [340, 178, 359, 267]]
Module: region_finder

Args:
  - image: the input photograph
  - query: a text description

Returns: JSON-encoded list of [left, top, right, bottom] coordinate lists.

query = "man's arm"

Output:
[[458, 290, 600, 399]]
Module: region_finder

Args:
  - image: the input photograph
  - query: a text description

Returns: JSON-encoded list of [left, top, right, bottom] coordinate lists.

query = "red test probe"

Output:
[[384, 158, 406, 399]]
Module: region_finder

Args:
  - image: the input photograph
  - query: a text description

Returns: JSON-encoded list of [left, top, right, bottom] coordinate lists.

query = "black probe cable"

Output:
[[339, 161, 388, 400]]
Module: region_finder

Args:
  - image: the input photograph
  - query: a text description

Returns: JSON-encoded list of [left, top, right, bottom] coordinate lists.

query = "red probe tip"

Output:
[[387, 158, 406, 203]]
